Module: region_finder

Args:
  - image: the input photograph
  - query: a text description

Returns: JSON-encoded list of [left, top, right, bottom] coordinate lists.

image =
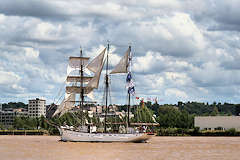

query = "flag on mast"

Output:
[[126, 72, 135, 95]]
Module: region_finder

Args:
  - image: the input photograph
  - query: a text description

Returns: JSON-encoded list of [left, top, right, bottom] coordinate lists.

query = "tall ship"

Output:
[[52, 43, 150, 142]]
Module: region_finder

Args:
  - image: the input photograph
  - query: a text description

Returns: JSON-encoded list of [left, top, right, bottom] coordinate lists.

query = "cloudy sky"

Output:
[[1, 0, 240, 105]]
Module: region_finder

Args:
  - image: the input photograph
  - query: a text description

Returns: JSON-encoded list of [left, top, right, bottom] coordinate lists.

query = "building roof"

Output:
[[29, 98, 46, 101]]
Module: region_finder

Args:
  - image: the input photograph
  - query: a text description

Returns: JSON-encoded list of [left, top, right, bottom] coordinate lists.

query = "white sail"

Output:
[[86, 91, 94, 100], [52, 93, 75, 117], [69, 57, 90, 68], [110, 48, 130, 74], [52, 99, 64, 117], [67, 57, 90, 75], [87, 59, 105, 89], [67, 64, 74, 75], [59, 94, 75, 117], [66, 86, 93, 94], [87, 48, 106, 73]]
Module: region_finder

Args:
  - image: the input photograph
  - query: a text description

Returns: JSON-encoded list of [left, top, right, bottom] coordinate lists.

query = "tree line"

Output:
[[1, 101, 240, 134]]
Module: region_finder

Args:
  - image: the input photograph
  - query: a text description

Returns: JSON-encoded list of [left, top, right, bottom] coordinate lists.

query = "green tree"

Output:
[[133, 104, 154, 123], [157, 105, 193, 128], [211, 105, 219, 116]]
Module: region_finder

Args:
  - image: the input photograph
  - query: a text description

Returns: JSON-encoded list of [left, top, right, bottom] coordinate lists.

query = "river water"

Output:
[[0, 136, 240, 160]]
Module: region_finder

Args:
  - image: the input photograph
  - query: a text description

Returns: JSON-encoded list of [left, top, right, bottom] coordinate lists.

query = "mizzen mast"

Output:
[[110, 45, 134, 130], [104, 43, 110, 133]]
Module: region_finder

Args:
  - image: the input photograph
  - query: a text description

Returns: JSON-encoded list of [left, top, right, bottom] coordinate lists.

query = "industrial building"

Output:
[[195, 116, 240, 130], [0, 108, 28, 127]]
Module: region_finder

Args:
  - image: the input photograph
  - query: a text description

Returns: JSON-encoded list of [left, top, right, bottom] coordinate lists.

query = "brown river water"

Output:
[[0, 136, 240, 160]]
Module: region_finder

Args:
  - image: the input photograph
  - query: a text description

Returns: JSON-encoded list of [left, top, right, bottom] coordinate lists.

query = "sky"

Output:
[[1, 0, 240, 105]]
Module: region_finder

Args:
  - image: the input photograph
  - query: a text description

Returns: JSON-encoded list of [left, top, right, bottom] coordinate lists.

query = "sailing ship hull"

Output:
[[59, 128, 150, 142]]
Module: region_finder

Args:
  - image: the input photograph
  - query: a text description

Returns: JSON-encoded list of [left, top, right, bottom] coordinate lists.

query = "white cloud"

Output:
[[1, 0, 240, 104], [160, 12, 206, 53], [107, 12, 206, 58], [165, 72, 190, 86], [32, 22, 62, 40], [198, 87, 208, 94], [11, 84, 25, 92], [165, 88, 188, 99], [144, 74, 164, 89], [0, 71, 20, 85], [133, 51, 165, 73], [147, 0, 181, 8], [24, 47, 39, 58], [0, 14, 5, 23]]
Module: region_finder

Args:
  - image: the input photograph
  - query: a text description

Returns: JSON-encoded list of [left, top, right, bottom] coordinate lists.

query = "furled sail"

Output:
[[66, 86, 93, 94], [86, 48, 106, 73], [87, 59, 105, 89], [110, 48, 130, 74], [52, 93, 75, 117], [66, 76, 93, 83]]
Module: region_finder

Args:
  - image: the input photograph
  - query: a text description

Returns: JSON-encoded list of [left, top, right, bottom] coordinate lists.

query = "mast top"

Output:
[[80, 46, 82, 57]]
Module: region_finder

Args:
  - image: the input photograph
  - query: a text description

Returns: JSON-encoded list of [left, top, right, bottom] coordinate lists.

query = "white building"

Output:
[[28, 98, 46, 118], [195, 116, 240, 130]]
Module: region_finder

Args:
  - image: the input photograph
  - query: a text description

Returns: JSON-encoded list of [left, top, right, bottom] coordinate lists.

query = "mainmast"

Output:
[[104, 43, 110, 133]]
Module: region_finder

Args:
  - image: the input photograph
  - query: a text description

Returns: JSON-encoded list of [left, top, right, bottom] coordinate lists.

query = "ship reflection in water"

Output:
[[0, 136, 240, 160]]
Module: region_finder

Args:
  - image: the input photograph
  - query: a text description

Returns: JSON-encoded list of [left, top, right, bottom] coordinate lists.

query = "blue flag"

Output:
[[126, 72, 132, 82], [128, 86, 135, 95], [126, 72, 135, 95]]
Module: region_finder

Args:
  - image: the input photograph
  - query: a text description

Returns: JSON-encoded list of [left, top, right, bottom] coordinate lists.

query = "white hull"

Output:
[[59, 129, 150, 142]]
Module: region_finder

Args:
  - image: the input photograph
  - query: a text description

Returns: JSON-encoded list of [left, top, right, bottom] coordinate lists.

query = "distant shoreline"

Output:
[[0, 129, 49, 136], [1, 129, 240, 137]]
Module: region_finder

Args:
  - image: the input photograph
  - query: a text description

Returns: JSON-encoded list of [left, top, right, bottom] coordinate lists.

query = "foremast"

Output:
[[53, 48, 106, 118], [67, 49, 93, 125], [80, 48, 84, 125]]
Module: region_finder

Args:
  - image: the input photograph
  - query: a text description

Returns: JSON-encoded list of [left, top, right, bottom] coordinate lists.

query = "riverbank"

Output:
[[1, 128, 240, 137], [0, 130, 49, 135], [0, 136, 240, 160], [157, 128, 240, 136]]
